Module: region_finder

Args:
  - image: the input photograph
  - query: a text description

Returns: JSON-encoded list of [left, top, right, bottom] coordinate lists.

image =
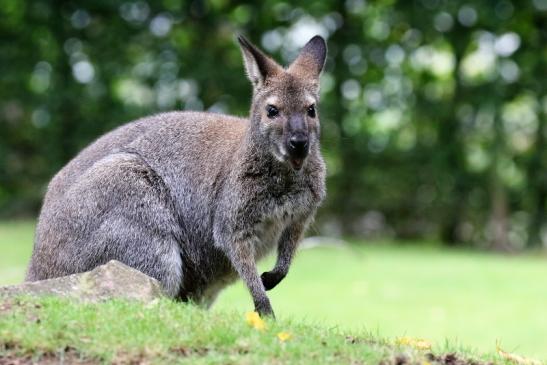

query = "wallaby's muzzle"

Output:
[[286, 132, 309, 170], [286, 114, 310, 170]]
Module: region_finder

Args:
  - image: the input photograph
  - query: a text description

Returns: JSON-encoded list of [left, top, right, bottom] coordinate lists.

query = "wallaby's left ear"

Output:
[[238, 35, 283, 89], [288, 36, 327, 80]]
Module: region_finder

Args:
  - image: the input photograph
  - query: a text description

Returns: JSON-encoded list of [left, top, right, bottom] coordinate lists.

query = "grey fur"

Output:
[[26, 35, 327, 317]]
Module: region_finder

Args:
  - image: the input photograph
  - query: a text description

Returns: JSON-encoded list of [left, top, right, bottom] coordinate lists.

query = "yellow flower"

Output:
[[277, 331, 292, 342], [396, 337, 432, 350], [496, 342, 542, 365], [245, 311, 266, 331]]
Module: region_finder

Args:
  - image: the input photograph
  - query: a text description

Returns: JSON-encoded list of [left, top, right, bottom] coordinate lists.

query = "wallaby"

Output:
[[26, 35, 327, 317]]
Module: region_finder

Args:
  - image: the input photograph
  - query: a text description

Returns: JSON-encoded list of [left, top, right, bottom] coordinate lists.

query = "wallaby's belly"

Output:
[[177, 208, 292, 300], [254, 216, 288, 260]]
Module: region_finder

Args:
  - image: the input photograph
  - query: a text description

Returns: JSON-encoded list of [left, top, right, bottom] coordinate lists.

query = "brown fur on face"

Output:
[[238, 35, 327, 170]]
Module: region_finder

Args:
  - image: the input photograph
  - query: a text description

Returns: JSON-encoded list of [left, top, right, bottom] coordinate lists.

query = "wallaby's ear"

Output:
[[288, 36, 327, 80], [238, 35, 282, 88]]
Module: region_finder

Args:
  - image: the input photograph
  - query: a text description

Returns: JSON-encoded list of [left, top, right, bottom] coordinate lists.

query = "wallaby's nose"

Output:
[[288, 134, 309, 156]]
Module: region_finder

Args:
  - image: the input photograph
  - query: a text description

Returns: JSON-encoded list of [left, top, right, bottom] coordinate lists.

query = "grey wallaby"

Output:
[[26, 35, 327, 317]]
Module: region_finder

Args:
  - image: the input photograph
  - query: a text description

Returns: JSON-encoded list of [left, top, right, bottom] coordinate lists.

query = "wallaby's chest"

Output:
[[252, 181, 313, 259], [253, 218, 286, 260]]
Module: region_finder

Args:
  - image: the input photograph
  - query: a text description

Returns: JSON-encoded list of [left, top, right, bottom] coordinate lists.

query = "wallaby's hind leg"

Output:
[[85, 213, 183, 297], [28, 153, 183, 297]]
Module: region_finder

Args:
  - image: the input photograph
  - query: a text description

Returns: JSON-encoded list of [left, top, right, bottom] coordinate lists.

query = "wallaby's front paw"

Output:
[[256, 304, 275, 319], [261, 271, 285, 291], [254, 296, 275, 319]]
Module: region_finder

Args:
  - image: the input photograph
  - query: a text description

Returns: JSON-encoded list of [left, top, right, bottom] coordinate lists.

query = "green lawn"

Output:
[[1, 221, 546, 361], [0, 296, 503, 364]]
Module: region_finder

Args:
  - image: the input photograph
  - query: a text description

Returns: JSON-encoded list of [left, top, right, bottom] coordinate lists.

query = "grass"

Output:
[[0, 221, 34, 284], [0, 296, 503, 364], [1, 221, 546, 363]]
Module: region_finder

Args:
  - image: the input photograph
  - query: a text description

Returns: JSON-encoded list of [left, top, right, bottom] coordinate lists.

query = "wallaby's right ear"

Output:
[[288, 36, 327, 81], [238, 35, 282, 89]]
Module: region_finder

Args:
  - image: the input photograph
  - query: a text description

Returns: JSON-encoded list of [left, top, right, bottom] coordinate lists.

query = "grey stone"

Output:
[[0, 260, 166, 302]]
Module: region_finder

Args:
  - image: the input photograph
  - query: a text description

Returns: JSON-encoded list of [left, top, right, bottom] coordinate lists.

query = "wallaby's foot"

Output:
[[261, 270, 286, 291], [254, 297, 275, 318]]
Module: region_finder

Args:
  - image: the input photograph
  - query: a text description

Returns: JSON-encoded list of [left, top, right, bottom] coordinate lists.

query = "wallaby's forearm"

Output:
[[225, 237, 274, 317], [261, 220, 307, 291]]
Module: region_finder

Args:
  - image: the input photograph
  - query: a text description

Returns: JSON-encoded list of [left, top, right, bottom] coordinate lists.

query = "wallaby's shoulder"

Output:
[[143, 110, 248, 128], [135, 110, 249, 144], [90, 110, 248, 141], [77, 109, 249, 162]]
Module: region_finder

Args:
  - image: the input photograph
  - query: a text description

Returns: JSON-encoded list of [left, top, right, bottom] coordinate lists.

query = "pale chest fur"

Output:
[[253, 218, 286, 260], [235, 152, 326, 261], [252, 186, 315, 260]]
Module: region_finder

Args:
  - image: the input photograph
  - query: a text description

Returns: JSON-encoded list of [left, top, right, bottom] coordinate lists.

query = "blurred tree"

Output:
[[1, 0, 546, 250]]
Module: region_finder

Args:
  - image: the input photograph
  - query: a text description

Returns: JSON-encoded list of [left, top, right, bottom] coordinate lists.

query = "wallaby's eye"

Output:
[[266, 105, 279, 119], [307, 104, 316, 118]]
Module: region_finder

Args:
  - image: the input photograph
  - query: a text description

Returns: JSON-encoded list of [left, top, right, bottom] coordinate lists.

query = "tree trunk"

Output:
[[488, 108, 510, 251]]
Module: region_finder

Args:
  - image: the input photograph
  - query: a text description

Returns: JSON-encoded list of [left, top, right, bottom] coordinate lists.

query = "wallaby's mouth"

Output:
[[273, 140, 308, 171], [286, 133, 309, 171], [289, 157, 305, 171]]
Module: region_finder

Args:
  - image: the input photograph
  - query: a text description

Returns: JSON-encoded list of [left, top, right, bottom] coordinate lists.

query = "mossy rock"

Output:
[[0, 260, 166, 302]]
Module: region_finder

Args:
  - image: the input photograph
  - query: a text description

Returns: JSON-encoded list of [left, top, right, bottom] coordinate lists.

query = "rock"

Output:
[[0, 260, 166, 302]]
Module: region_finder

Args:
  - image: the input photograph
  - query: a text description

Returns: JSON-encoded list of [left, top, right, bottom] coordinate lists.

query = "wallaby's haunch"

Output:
[[26, 35, 327, 317]]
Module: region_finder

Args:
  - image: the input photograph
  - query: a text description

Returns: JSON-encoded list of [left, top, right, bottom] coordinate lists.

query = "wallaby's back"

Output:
[[43, 111, 247, 200]]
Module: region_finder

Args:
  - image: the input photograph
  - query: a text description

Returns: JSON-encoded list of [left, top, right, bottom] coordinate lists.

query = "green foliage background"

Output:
[[1, 0, 546, 249]]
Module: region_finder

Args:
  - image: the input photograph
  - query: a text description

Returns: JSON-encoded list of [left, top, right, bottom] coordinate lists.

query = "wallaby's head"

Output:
[[238, 35, 327, 171]]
